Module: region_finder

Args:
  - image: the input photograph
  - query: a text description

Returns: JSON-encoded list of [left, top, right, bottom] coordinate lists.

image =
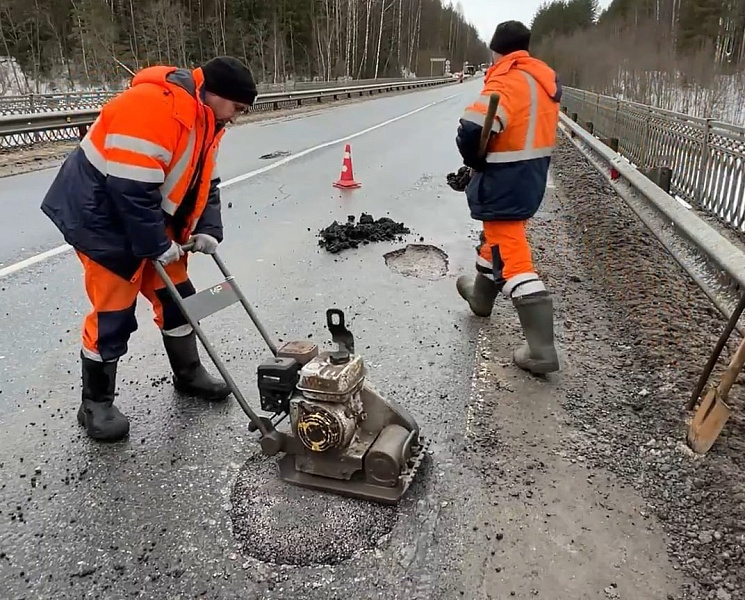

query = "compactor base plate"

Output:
[[276, 437, 430, 505]]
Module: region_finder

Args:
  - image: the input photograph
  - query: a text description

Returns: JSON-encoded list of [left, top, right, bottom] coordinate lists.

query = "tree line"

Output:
[[0, 0, 490, 93], [530, 0, 745, 122]]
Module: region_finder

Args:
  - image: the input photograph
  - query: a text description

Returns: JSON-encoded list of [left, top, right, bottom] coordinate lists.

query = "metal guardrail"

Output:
[[560, 86, 745, 234], [0, 77, 435, 116], [0, 77, 454, 150], [557, 110, 745, 326]]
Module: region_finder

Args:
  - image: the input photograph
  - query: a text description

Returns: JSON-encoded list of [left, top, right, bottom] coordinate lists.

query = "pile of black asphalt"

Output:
[[318, 213, 411, 253]]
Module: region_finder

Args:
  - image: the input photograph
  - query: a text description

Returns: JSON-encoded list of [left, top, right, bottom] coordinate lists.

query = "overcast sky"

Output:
[[458, 0, 613, 44]]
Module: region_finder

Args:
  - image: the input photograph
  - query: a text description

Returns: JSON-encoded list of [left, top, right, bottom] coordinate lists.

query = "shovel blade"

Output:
[[687, 388, 732, 454]]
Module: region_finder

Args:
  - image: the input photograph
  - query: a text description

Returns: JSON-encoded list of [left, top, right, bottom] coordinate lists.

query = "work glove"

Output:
[[188, 233, 219, 255], [463, 156, 487, 173], [156, 240, 184, 265]]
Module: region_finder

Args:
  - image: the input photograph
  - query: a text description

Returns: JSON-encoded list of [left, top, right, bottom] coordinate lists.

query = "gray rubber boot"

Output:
[[512, 292, 560, 375], [456, 273, 499, 317], [77, 352, 130, 442], [163, 331, 231, 401]]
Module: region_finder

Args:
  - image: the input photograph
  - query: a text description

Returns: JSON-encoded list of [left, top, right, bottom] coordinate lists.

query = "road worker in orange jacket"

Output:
[[455, 21, 562, 375], [40, 56, 258, 442]]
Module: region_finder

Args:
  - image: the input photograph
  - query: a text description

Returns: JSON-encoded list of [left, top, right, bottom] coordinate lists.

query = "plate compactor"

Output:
[[153, 243, 429, 505]]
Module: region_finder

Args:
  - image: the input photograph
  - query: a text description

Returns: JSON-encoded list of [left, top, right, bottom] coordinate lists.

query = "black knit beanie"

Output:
[[202, 56, 258, 106], [489, 21, 531, 55]]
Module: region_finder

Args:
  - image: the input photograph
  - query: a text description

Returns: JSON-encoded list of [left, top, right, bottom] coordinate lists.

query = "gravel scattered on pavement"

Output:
[[513, 134, 745, 599]]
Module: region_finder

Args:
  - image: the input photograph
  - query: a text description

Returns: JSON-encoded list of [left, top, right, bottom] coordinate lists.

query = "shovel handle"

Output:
[[688, 291, 745, 410], [478, 93, 501, 158], [718, 335, 745, 401]]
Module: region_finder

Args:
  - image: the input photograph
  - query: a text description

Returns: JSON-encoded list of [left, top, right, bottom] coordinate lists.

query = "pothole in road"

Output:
[[229, 452, 398, 566], [384, 244, 449, 280]]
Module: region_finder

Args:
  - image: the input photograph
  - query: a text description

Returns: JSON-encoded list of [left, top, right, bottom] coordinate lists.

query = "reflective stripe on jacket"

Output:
[[456, 50, 562, 221], [40, 65, 225, 281]]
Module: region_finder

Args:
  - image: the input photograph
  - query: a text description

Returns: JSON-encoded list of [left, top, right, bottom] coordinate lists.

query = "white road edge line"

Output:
[[220, 91, 461, 187], [0, 244, 74, 278], [0, 91, 463, 281]]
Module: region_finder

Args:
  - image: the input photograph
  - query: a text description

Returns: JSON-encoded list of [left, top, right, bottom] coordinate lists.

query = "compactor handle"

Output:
[[148, 238, 282, 438]]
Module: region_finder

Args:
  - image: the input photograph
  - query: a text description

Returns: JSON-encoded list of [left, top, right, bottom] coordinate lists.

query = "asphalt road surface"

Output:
[[2, 80, 722, 600], [0, 83, 455, 268], [0, 81, 493, 599]]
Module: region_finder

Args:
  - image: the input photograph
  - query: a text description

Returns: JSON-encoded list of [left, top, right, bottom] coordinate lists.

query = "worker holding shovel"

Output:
[[454, 20, 563, 375]]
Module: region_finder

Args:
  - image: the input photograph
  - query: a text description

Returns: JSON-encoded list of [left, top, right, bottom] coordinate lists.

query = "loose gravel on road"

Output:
[[467, 133, 745, 599]]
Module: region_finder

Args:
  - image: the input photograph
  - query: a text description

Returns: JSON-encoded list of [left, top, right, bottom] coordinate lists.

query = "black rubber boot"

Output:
[[162, 331, 231, 401], [77, 353, 130, 442], [512, 292, 560, 375], [456, 273, 499, 317]]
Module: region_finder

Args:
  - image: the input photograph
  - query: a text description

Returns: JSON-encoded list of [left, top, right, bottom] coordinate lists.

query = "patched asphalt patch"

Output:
[[384, 244, 449, 280], [317, 213, 410, 253], [229, 452, 398, 566]]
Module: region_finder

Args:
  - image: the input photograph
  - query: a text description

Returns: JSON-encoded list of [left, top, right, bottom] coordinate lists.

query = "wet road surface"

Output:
[[0, 83, 456, 267], [2, 79, 707, 600], [0, 81, 495, 599]]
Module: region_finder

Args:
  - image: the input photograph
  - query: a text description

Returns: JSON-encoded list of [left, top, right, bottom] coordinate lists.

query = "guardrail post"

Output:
[[640, 166, 673, 194], [609, 136, 621, 180], [696, 118, 712, 206], [658, 166, 672, 194], [599, 136, 618, 151], [586, 121, 594, 135], [569, 112, 578, 138]]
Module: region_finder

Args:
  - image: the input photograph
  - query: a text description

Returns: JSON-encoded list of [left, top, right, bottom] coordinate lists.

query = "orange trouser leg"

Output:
[[77, 251, 141, 362], [477, 221, 534, 282], [476, 220, 547, 298], [140, 254, 196, 335]]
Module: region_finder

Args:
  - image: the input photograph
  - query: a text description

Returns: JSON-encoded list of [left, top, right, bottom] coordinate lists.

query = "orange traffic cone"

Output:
[[333, 144, 361, 189]]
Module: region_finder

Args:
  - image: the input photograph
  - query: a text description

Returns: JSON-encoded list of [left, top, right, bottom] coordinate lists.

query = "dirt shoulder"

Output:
[[462, 135, 745, 599], [462, 185, 684, 599]]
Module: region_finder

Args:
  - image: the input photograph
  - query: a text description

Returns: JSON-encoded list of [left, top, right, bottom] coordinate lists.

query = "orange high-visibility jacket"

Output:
[[456, 50, 562, 221], [41, 66, 226, 281]]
